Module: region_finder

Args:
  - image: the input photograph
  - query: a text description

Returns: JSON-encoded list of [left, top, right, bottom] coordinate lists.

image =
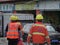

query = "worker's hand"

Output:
[[47, 43, 51, 45], [20, 38, 23, 41]]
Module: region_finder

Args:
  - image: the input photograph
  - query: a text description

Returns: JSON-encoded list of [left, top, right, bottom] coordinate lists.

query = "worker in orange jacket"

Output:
[[5, 15, 23, 45], [27, 14, 50, 45]]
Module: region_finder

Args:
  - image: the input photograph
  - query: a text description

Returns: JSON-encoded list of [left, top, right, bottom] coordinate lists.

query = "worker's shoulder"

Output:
[[17, 22, 22, 25], [32, 24, 46, 28]]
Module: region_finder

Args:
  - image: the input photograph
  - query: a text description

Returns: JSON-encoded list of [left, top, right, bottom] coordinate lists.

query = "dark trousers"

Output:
[[7, 38, 18, 45], [33, 43, 44, 45]]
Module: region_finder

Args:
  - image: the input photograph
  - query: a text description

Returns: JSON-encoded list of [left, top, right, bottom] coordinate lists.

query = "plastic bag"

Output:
[[17, 39, 24, 45]]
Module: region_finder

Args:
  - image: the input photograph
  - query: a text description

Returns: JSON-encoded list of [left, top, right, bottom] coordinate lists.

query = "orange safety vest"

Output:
[[7, 22, 22, 39], [27, 22, 50, 44]]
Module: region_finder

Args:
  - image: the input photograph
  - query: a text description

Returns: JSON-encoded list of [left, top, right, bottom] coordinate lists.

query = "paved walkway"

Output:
[[0, 37, 33, 45], [0, 37, 48, 45]]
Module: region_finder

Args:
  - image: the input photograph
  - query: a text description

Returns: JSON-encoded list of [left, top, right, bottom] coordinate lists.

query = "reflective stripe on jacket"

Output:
[[7, 22, 22, 39]]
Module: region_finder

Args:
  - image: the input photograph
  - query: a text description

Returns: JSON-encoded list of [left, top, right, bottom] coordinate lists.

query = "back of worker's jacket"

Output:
[[6, 22, 22, 39], [27, 22, 50, 44]]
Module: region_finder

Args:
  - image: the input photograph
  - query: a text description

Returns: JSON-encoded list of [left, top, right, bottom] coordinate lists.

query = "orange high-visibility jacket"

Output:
[[6, 22, 23, 39], [27, 22, 50, 44]]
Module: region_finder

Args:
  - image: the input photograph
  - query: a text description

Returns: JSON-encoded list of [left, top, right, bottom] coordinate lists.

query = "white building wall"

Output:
[[35, 1, 60, 10]]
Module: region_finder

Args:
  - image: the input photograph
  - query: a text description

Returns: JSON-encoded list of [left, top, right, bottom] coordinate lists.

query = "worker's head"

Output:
[[10, 15, 19, 22], [35, 14, 43, 22]]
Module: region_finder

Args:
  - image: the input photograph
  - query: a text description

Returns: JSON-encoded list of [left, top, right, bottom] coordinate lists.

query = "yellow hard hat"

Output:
[[10, 15, 18, 20], [36, 14, 43, 20]]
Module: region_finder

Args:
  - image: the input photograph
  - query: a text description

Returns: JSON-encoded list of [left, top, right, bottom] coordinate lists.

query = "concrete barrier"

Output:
[[0, 37, 8, 45]]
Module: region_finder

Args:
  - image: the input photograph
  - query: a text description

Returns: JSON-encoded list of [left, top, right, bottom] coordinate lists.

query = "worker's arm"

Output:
[[45, 28, 51, 45], [19, 22, 24, 35], [5, 24, 8, 37], [18, 22, 24, 39], [27, 33, 32, 43], [27, 26, 33, 43]]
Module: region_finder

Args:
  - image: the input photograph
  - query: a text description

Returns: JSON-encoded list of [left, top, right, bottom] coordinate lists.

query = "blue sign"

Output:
[[52, 40, 59, 42], [0, 4, 15, 12]]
